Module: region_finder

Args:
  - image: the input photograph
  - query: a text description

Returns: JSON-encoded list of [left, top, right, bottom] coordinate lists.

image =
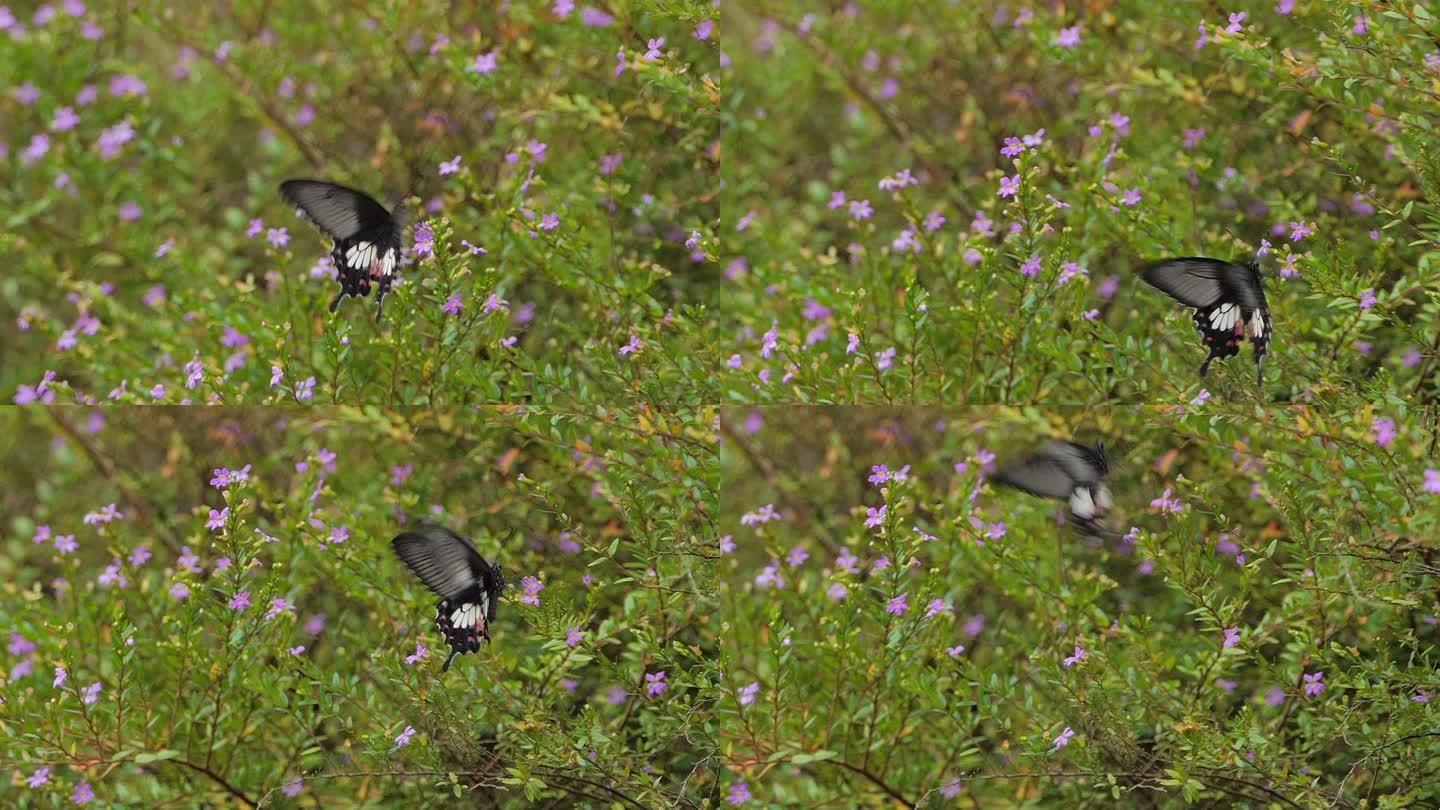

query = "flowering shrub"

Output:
[[3, 2, 720, 406], [719, 407, 1437, 805], [717, 2, 1439, 406], [1, 405, 715, 805]]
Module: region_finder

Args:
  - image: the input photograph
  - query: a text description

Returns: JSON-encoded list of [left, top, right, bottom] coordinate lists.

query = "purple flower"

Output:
[[886, 595, 908, 615], [266, 597, 294, 621], [741, 504, 779, 526], [295, 376, 316, 401], [169, 582, 190, 601], [1275, 0, 1295, 14], [1423, 469, 1440, 494], [281, 778, 302, 798], [520, 576, 543, 606], [405, 643, 428, 665], [328, 526, 348, 545], [940, 779, 963, 798], [81, 681, 101, 705], [1020, 256, 1041, 277], [718, 534, 735, 554], [565, 626, 582, 647], [96, 121, 135, 159], [21, 133, 50, 165], [207, 507, 228, 531], [439, 155, 462, 175], [1150, 487, 1184, 514], [926, 599, 952, 618], [25, 766, 50, 788], [394, 725, 416, 748], [72, 782, 95, 803], [1121, 188, 1141, 207], [1053, 727, 1076, 750], [826, 582, 849, 601], [580, 6, 613, 27], [1264, 687, 1286, 706], [128, 545, 150, 566], [848, 199, 873, 221], [619, 335, 641, 357], [1225, 11, 1246, 35], [1289, 221, 1313, 242], [51, 106, 79, 131], [645, 670, 668, 696], [864, 505, 887, 529], [1056, 26, 1081, 47], [644, 37, 664, 60], [53, 666, 67, 688], [1216, 678, 1237, 693], [1303, 671, 1325, 697], [471, 52, 498, 74], [1414, 690, 1432, 704], [728, 681, 759, 708], [1223, 627, 1240, 648], [785, 546, 809, 566], [98, 561, 128, 589], [727, 781, 750, 805], [1063, 645, 1087, 667], [443, 294, 462, 316], [1372, 418, 1395, 448], [1359, 289, 1376, 310], [998, 174, 1019, 198], [229, 590, 250, 612], [946, 644, 965, 657]]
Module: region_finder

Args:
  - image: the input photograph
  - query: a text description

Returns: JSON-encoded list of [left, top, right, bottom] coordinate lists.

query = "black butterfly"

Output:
[[391, 520, 505, 672], [279, 179, 407, 323], [993, 440, 1113, 536], [1139, 257, 1272, 384]]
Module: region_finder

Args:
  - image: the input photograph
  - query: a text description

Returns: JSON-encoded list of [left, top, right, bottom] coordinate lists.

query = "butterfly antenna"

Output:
[[441, 648, 459, 673], [328, 291, 344, 313]]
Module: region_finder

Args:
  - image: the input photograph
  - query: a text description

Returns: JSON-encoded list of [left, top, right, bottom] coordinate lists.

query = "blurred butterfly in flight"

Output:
[[279, 179, 407, 323], [1139, 257, 1272, 385], [391, 520, 505, 672], [994, 440, 1114, 537]]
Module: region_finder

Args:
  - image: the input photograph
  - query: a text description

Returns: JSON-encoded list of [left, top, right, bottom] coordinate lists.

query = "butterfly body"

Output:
[[391, 521, 504, 672], [1140, 257, 1271, 384], [279, 179, 405, 323], [994, 440, 1113, 536]]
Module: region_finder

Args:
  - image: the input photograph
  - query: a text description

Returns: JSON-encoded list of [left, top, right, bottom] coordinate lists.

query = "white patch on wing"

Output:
[[451, 603, 478, 627], [1251, 310, 1266, 339], [1069, 487, 1096, 519], [1095, 484, 1113, 511], [346, 241, 375, 270], [1208, 303, 1239, 331], [380, 248, 396, 277]]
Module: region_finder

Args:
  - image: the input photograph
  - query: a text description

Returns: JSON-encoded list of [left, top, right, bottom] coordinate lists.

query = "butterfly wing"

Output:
[[993, 452, 1079, 500], [279, 179, 394, 241], [390, 521, 487, 601], [1139, 258, 1230, 309], [1142, 258, 1262, 378], [1221, 263, 1272, 384], [1043, 441, 1107, 482]]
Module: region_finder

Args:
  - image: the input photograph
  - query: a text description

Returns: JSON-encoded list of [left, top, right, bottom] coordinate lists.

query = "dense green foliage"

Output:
[[3, 0, 719, 406], [720, 407, 1437, 807], [2, 405, 716, 806], [4, 0, 1440, 807]]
